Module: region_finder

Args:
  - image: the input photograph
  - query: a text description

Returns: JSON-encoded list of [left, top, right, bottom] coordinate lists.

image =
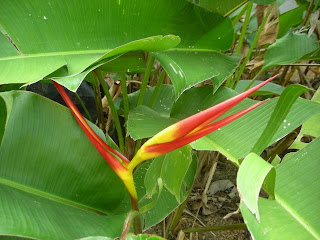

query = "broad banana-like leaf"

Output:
[[0, 0, 236, 95], [187, 0, 246, 16], [240, 138, 320, 239], [0, 90, 197, 238], [0, 91, 127, 239]]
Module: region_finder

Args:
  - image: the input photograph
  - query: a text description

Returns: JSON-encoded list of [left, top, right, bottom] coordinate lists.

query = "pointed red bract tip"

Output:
[[52, 81, 129, 173]]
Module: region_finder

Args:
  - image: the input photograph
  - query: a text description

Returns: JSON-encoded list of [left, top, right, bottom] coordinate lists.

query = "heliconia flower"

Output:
[[128, 74, 279, 171], [53, 81, 137, 200]]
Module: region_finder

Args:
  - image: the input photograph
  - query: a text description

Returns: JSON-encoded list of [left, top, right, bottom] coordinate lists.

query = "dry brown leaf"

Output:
[[308, 10, 320, 38], [256, 4, 279, 48]]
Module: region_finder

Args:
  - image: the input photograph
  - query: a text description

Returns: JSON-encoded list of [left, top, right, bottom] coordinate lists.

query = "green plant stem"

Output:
[[92, 73, 106, 131], [183, 223, 247, 233], [75, 93, 93, 122], [137, 54, 155, 106], [166, 198, 188, 237], [233, 5, 274, 89], [235, 2, 253, 54], [120, 72, 129, 150], [149, 70, 166, 108], [243, 69, 263, 91], [314, 0, 320, 11], [232, 3, 248, 26], [225, 0, 248, 17], [93, 69, 125, 153], [120, 73, 129, 124], [133, 54, 155, 154]]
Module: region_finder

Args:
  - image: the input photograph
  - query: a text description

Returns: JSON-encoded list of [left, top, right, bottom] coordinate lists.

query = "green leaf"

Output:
[[125, 233, 165, 240], [234, 80, 285, 96], [251, 0, 277, 4], [141, 154, 197, 229], [145, 146, 192, 202], [128, 106, 177, 140], [188, 0, 247, 16], [241, 137, 320, 239], [0, 91, 128, 239], [251, 84, 309, 155], [278, 5, 307, 38], [99, 51, 146, 74], [152, 51, 241, 97], [291, 87, 320, 149], [78, 234, 165, 240], [263, 33, 319, 70], [127, 85, 175, 118], [237, 153, 276, 221], [0, 0, 234, 94]]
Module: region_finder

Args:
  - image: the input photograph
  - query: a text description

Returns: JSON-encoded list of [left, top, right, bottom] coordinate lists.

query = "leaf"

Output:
[[234, 80, 285, 95], [278, 5, 307, 38], [188, 0, 247, 16], [125, 233, 165, 240], [0, 91, 128, 239], [291, 87, 320, 149], [99, 51, 146, 74], [145, 146, 192, 202], [152, 51, 241, 97], [241, 137, 320, 239], [78, 234, 165, 240], [251, 0, 277, 4], [251, 84, 309, 155], [237, 153, 276, 222], [127, 85, 175, 118], [263, 33, 319, 70], [128, 106, 177, 140], [141, 154, 197, 229], [0, 0, 234, 94]]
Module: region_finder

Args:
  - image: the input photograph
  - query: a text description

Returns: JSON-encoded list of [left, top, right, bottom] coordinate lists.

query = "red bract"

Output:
[[128, 74, 278, 170], [53, 74, 278, 198]]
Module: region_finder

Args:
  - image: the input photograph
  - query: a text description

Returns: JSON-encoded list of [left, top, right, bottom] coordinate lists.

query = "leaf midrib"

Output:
[[0, 48, 218, 61], [275, 194, 320, 239], [0, 177, 108, 216]]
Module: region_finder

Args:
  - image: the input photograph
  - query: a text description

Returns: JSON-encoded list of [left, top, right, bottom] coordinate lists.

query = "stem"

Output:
[[235, 2, 253, 54], [120, 211, 139, 240], [93, 69, 125, 153], [243, 69, 263, 91], [92, 73, 105, 131], [137, 54, 155, 106], [149, 70, 166, 108], [183, 223, 247, 233], [225, 0, 248, 17], [130, 195, 142, 234], [120, 73, 129, 124], [75, 92, 93, 122], [233, 5, 274, 89], [133, 54, 155, 154], [120, 72, 130, 151], [134, 139, 142, 155], [303, 0, 315, 26], [232, 3, 249, 26], [167, 198, 188, 237]]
